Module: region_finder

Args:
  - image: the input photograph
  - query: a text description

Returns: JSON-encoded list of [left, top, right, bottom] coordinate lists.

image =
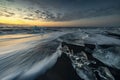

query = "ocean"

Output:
[[0, 27, 120, 80]]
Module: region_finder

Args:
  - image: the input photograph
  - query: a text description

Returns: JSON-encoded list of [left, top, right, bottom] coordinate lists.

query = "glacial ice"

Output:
[[60, 30, 120, 80], [93, 46, 120, 69]]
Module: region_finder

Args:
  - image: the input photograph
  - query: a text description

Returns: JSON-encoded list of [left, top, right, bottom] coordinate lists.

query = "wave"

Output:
[[0, 32, 65, 80]]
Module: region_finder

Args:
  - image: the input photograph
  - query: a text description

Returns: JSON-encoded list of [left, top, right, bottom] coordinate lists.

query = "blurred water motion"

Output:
[[0, 32, 64, 80]]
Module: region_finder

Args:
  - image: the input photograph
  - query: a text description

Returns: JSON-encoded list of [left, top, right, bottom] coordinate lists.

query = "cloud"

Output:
[[33, 10, 63, 21], [23, 17, 35, 20], [28, 5, 120, 21], [57, 5, 120, 21], [1, 0, 120, 21], [6, 0, 15, 2], [0, 9, 15, 17], [22, 0, 120, 21]]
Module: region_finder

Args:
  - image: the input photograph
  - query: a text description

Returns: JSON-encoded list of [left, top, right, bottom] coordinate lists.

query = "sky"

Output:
[[0, 0, 120, 27]]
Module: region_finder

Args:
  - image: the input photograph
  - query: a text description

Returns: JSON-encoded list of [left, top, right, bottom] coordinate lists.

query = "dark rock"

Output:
[[36, 53, 82, 80]]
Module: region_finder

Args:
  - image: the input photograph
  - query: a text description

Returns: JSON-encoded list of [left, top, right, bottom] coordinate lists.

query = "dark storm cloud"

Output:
[[23, 0, 120, 21], [25, 0, 120, 10], [6, 0, 15, 2], [31, 5, 120, 21], [34, 10, 63, 21], [4, 0, 120, 21], [57, 6, 120, 21]]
